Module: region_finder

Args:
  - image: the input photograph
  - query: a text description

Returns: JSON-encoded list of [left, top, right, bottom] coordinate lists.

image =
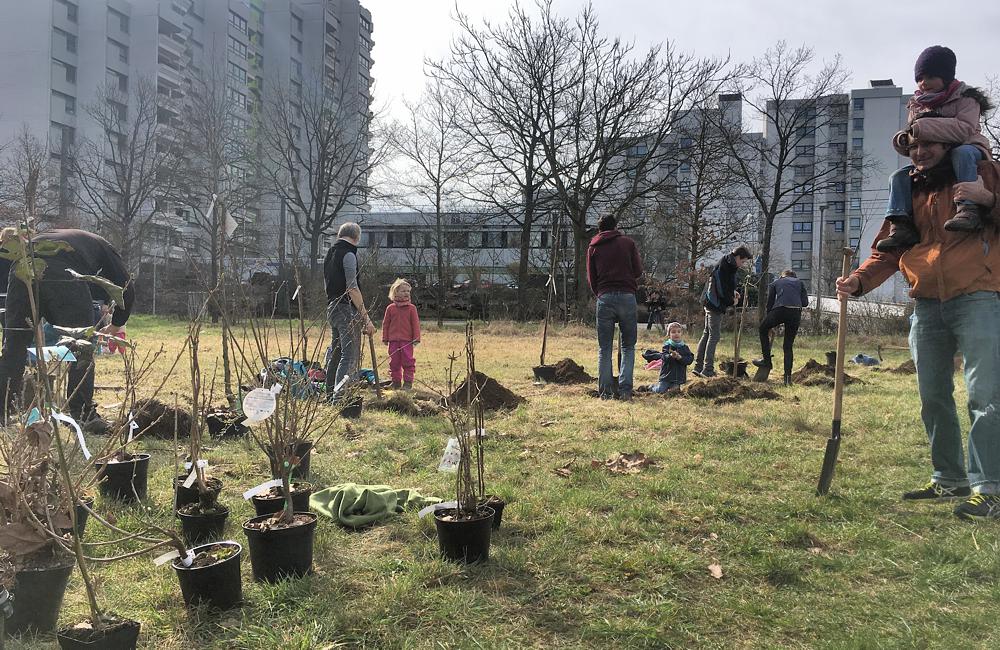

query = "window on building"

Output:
[[292, 36, 303, 55], [679, 137, 693, 149], [791, 259, 808, 270], [49, 122, 74, 153], [387, 231, 411, 248], [55, 28, 77, 53], [481, 231, 504, 248], [109, 39, 128, 63], [360, 16, 373, 32], [793, 202, 814, 214], [852, 137, 864, 149], [850, 217, 862, 229], [850, 197, 862, 211], [228, 87, 249, 111], [833, 181, 845, 193], [832, 201, 845, 213], [796, 145, 815, 156], [834, 123, 847, 136], [853, 117, 864, 131], [853, 97, 864, 110], [445, 231, 467, 249], [832, 220, 845, 232], [228, 36, 248, 59], [792, 240, 812, 251], [792, 221, 813, 233], [106, 69, 127, 93], [290, 79, 302, 99], [64, 0, 78, 22], [793, 165, 810, 179], [292, 13, 303, 32], [53, 59, 76, 84], [228, 61, 247, 85], [850, 178, 862, 192], [229, 11, 247, 35], [793, 183, 813, 195], [109, 8, 129, 33], [849, 237, 860, 248], [291, 59, 302, 78], [52, 90, 75, 115], [110, 100, 126, 120], [679, 161, 691, 172], [828, 142, 846, 155]]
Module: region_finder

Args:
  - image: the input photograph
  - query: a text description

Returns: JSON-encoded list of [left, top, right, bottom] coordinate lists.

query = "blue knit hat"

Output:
[[914, 46, 956, 85]]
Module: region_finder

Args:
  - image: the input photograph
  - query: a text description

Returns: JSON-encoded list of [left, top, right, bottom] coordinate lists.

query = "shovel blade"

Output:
[[752, 365, 771, 382], [817, 433, 841, 496]]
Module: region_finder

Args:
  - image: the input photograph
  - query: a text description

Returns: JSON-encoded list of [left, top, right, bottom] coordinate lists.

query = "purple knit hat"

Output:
[[914, 46, 956, 84]]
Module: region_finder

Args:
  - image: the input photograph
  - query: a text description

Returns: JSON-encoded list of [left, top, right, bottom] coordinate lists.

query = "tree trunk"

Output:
[[435, 204, 445, 328], [756, 216, 775, 321], [573, 227, 589, 319]]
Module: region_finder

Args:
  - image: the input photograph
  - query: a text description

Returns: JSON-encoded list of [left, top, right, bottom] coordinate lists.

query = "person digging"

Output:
[[836, 133, 1000, 521], [752, 269, 809, 385], [694, 246, 753, 378]]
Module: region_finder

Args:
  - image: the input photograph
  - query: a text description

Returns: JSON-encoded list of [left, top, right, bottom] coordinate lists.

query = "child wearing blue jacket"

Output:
[[642, 322, 695, 393]]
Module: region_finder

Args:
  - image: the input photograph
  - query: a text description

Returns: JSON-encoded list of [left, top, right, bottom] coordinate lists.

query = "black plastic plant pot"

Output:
[[826, 350, 837, 366], [339, 396, 363, 419], [56, 618, 140, 650], [251, 483, 312, 517], [532, 365, 557, 383], [177, 505, 229, 545], [95, 454, 151, 503], [57, 496, 94, 539], [434, 506, 495, 563], [479, 495, 507, 530], [266, 440, 313, 480], [172, 542, 243, 610], [242, 512, 318, 583], [206, 412, 249, 438], [174, 475, 223, 511], [0, 588, 9, 640], [6, 562, 74, 636]]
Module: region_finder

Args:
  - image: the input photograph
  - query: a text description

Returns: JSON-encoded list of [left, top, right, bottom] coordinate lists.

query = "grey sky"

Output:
[[365, 0, 999, 113]]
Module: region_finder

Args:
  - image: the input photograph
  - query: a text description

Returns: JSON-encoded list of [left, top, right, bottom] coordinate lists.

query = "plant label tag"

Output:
[[183, 459, 209, 471], [26, 407, 40, 425], [182, 468, 199, 489], [242, 478, 282, 500], [52, 411, 90, 460], [437, 437, 461, 472], [291, 285, 301, 301], [153, 549, 193, 567], [270, 383, 283, 395], [242, 387, 277, 423], [417, 500, 456, 519], [127, 412, 138, 442]]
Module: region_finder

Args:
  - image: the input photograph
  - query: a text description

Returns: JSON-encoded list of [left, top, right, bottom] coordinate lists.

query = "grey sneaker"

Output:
[[954, 493, 1000, 520], [902, 481, 971, 501]]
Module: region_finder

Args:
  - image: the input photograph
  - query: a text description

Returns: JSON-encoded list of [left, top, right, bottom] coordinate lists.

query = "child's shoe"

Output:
[[391, 381, 402, 389], [402, 381, 413, 391], [944, 203, 985, 233], [875, 217, 920, 251]]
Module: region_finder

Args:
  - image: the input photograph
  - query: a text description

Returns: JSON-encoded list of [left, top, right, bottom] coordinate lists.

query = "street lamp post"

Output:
[[814, 204, 827, 333]]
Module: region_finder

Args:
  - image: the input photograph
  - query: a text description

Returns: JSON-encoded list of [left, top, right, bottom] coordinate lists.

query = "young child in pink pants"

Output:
[[381, 278, 421, 390]]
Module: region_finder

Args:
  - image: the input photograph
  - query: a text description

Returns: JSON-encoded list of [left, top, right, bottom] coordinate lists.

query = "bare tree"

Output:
[[258, 74, 383, 282], [984, 75, 1000, 161], [0, 126, 64, 227], [70, 77, 176, 270], [712, 42, 855, 318], [388, 79, 476, 325]]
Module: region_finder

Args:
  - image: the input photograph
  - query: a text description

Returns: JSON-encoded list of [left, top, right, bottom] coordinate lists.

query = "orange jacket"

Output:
[[853, 160, 1000, 301]]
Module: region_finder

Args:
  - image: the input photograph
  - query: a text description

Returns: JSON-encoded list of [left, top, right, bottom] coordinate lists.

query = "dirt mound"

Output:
[[683, 376, 780, 405], [888, 359, 916, 375], [790, 359, 862, 388], [552, 358, 593, 384], [368, 392, 441, 417], [447, 371, 526, 411], [132, 398, 193, 439]]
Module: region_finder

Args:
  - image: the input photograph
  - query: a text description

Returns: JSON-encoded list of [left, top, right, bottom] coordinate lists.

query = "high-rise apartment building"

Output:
[[0, 0, 373, 271]]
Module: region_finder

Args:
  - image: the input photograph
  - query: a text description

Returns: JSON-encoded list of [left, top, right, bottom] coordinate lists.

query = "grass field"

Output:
[[8, 315, 1000, 649]]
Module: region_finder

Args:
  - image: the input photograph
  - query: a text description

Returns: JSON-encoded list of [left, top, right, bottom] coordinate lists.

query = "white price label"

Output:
[[437, 437, 461, 472], [242, 387, 277, 423]]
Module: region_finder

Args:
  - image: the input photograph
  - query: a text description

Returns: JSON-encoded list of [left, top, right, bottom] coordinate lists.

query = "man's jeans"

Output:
[[695, 308, 723, 372], [325, 302, 361, 398], [910, 291, 1000, 494], [887, 145, 984, 217], [596, 292, 637, 397]]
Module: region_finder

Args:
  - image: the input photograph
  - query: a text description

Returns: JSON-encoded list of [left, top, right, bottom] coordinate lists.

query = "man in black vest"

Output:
[[323, 222, 375, 400]]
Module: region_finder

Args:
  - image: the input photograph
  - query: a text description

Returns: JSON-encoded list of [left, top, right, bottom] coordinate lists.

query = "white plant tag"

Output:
[[153, 549, 193, 567], [333, 374, 351, 392], [242, 387, 277, 423], [270, 383, 283, 395], [183, 459, 209, 471], [53, 411, 90, 460], [242, 478, 282, 500], [418, 500, 457, 519], [182, 468, 199, 489], [437, 437, 461, 472], [291, 285, 301, 301], [127, 412, 138, 442]]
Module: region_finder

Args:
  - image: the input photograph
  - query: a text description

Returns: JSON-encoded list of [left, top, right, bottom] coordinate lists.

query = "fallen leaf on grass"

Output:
[[807, 547, 823, 555], [540, 420, 558, 427], [708, 563, 724, 579], [553, 459, 575, 478], [592, 451, 655, 474]]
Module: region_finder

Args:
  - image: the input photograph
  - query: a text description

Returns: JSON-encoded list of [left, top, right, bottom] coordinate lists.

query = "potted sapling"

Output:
[[227, 292, 343, 582], [434, 323, 496, 562]]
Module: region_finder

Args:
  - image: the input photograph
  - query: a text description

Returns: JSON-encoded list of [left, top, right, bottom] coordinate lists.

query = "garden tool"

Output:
[[817, 247, 854, 496]]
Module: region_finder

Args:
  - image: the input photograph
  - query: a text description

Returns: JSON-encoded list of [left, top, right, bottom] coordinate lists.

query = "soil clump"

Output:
[[447, 371, 526, 411], [790, 359, 862, 388], [368, 392, 442, 416], [552, 358, 593, 384], [132, 398, 193, 438], [683, 376, 780, 405]]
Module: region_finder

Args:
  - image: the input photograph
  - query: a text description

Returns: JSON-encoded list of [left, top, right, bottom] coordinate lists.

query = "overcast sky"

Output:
[[364, 0, 1000, 114]]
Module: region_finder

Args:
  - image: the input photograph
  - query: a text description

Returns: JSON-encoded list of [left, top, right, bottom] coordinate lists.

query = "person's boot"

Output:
[[391, 381, 402, 389], [752, 356, 772, 368], [944, 203, 985, 233], [875, 217, 920, 251], [402, 380, 413, 391], [752, 355, 772, 382], [783, 372, 792, 387]]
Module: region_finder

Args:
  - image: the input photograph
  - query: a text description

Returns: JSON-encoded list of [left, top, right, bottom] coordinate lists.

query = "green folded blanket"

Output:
[[310, 483, 441, 529]]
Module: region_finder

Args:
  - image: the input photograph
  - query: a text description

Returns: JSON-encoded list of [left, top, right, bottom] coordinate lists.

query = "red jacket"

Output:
[[586, 230, 644, 297], [381, 301, 421, 343]]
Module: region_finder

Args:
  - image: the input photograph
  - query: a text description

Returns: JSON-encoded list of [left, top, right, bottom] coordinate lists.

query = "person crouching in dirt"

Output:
[[0, 228, 134, 429], [642, 322, 694, 394], [694, 246, 753, 378], [836, 134, 1000, 521], [752, 269, 808, 386]]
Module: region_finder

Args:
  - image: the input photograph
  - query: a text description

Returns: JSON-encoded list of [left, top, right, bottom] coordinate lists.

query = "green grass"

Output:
[[8, 317, 999, 649]]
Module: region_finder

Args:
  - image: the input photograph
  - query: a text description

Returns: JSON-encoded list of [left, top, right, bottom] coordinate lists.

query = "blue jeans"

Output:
[[695, 308, 723, 372], [887, 145, 984, 217], [325, 302, 361, 398], [909, 291, 1000, 494], [650, 379, 684, 393], [596, 292, 637, 397]]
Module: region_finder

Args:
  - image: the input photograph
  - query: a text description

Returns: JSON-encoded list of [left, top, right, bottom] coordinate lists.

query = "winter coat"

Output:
[[643, 341, 694, 387], [586, 230, 644, 297], [765, 276, 809, 312], [892, 82, 991, 158], [702, 254, 740, 313], [853, 159, 1000, 301], [381, 300, 421, 344]]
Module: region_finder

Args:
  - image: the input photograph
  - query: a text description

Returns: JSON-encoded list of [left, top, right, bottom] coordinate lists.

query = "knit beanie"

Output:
[[914, 46, 956, 84]]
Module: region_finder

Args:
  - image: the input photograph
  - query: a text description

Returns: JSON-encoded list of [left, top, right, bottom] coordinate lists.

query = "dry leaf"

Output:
[[553, 459, 574, 478], [0, 522, 50, 557], [807, 547, 823, 555], [594, 451, 655, 475], [25, 421, 53, 448], [708, 563, 724, 579]]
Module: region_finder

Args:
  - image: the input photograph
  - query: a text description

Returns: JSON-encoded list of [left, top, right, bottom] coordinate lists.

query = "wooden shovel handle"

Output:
[[831, 248, 853, 421]]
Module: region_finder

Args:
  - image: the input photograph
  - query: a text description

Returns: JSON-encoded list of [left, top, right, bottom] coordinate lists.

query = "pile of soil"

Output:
[[132, 398, 193, 439], [447, 371, 526, 411], [790, 359, 862, 388], [888, 359, 916, 375], [367, 392, 441, 417], [683, 376, 780, 405], [552, 358, 593, 384]]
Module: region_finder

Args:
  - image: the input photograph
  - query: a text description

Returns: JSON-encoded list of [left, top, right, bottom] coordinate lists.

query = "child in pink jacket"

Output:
[[381, 279, 421, 390], [876, 45, 994, 251]]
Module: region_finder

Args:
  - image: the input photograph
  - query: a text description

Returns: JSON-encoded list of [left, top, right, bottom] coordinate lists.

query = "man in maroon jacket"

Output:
[[587, 215, 644, 399]]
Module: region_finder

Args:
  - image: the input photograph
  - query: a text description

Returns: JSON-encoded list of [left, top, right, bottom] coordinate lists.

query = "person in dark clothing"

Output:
[[586, 215, 644, 400], [645, 288, 666, 331], [323, 222, 375, 401], [694, 246, 752, 377], [642, 322, 694, 393], [0, 228, 134, 422], [752, 269, 809, 385]]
